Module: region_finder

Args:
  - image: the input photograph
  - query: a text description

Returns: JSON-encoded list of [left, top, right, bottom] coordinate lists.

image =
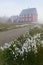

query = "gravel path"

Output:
[[0, 26, 30, 46]]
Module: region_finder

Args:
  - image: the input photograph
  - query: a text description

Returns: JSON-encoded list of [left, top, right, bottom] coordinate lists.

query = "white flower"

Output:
[[15, 47, 19, 51], [13, 44, 16, 47], [13, 52, 15, 54], [22, 58, 24, 61], [0, 46, 4, 50]]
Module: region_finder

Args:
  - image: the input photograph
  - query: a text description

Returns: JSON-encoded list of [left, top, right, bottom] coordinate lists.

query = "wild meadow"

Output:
[[0, 23, 26, 32], [0, 25, 43, 65]]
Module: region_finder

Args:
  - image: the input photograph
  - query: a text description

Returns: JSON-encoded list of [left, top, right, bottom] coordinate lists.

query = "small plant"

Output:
[[0, 26, 43, 65], [29, 27, 42, 36]]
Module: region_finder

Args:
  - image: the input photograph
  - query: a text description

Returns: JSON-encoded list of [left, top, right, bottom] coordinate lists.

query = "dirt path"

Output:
[[0, 26, 30, 46]]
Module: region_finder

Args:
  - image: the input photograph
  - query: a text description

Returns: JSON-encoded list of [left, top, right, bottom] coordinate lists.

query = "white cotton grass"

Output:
[[0, 33, 41, 55], [0, 26, 43, 57], [0, 46, 4, 50]]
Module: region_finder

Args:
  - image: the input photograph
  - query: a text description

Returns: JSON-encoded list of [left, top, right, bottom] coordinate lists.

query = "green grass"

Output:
[[0, 22, 43, 32], [0, 23, 27, 32], [0, 25, 43, 65], [0, 23, 15, 31]]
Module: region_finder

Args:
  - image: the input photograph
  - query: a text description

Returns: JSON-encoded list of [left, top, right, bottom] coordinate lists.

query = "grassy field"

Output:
[[0, 22, 43, 46], [0, 22, 42, 32], [0, 22, 42, 31], [0, 23, 29, 46], [0, 23, 28, 32], [0, 25, 43, 65]]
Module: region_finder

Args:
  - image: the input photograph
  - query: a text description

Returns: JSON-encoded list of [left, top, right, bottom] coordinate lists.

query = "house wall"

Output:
[[17, 13, 38, 22], [31, 13, 38, 22]]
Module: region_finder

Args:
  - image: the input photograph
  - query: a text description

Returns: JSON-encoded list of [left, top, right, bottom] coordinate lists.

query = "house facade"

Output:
[[17, 8, 38, 22]]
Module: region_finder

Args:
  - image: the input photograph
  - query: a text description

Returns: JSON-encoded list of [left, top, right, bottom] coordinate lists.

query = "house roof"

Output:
[[20, 8, 37, 16]]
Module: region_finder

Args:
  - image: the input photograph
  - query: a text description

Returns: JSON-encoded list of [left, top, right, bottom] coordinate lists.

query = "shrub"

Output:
[[0, 26, 43, 65]]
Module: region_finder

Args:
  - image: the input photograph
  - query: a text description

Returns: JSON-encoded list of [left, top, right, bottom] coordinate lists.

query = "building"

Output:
[[17, 8, 38, 22], [10, 16, 18, 23]]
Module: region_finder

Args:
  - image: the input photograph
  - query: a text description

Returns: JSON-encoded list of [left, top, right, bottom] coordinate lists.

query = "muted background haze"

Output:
[[0, 0, 43, 22]]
